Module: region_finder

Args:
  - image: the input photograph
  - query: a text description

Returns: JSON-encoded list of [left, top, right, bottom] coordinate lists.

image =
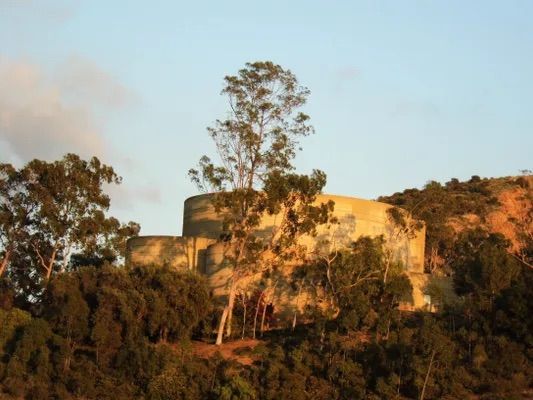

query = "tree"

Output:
[[302, 236, 411, 334], [24, 154, 124, 280], [378, 177, 499, 275], [507, 176, 532, 269], [129, 265, 211, 342], [189, 61, 333, 344], [45, 278, 89, 373], [384, 206, 424, 282], [0, 164, 31, 278], [1, 155, 140, 291], [452, 229, 521, 309]]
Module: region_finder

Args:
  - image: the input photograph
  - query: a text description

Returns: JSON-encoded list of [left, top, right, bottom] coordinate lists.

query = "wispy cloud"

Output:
[[388, 100, 441, 119], [0, 0, 76, 24], [0, 57, 107, 163], [332, 66, 360, 93], [105, 183, 162, 210], [57, 55, 137, 111], [0, 56, 159, 211], [336, 66, 360, 81], [0, 55, 140, 164]]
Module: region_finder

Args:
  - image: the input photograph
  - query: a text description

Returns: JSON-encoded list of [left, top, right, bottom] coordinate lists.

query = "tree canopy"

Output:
[[189, 61, 334, 344], [0, 154, 140, 299]]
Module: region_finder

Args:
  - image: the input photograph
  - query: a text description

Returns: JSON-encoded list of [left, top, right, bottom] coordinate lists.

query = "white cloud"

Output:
[[0, 0, 76, 24], [105, 182, 162, 210], [336, 66, 360, 81], [332, 66, 360, 93], [0, 56, 160, 214], [57, 55, 137, 111], [0, 56, 137, 164]]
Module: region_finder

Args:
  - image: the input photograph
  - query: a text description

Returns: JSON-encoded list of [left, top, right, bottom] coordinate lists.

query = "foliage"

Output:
[[0, 155, 140, 302], [1, 240, 530, 400], [0, 265, 211, 399], [301, 236, 411, 334], [189, 61, 333, 344], [2, 154, 531, 398], [379, 176, 503, 274]]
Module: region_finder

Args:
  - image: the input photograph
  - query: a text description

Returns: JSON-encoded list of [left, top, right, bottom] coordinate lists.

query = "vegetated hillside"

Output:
[[1, 158, 532, 399], [378, 174, 532, 275]]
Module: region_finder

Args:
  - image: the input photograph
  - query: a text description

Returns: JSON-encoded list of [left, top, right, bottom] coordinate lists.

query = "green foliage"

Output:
[[2, 152, 531, 398], [147, 363, 202, 400], [452, 230, 521, 307], [216, 374, 257, 400], [1, 233, 531, 400], [379, 176, 504, 274], [189, 61, 334, 344], [2, 318, 57, 398], [302, 236, 412, 334], [130, 265, 212, 341], [0, 307, 31, 358], [0, 265, 211, 398], [1, 155, 140, 307]]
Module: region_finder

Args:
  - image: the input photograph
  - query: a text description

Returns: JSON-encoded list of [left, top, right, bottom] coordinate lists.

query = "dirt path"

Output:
[[191, 338, 263, 365]]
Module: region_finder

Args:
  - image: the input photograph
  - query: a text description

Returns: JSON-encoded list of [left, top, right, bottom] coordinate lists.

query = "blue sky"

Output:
[[1, 0, 531, 235]]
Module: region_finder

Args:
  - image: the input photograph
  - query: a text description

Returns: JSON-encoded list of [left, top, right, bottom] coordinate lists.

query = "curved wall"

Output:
[[126, 193, 433, 313], [126, 235, 214, 272], [183, 194, 225, 239], [183, 193, 426, 273]]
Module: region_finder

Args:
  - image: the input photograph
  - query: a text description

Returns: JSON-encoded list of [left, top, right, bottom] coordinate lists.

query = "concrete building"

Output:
[[126, 193, 445, 319]]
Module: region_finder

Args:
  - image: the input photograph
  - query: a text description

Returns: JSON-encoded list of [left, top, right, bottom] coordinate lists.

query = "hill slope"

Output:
[[378, 174, 532, 274]]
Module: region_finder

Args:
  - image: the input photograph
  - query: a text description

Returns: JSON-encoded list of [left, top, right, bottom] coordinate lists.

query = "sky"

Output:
[[0, 0, 532, 235]]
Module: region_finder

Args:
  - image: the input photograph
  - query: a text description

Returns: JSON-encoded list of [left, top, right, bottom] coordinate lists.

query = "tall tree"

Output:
[[24, 154, 122, 280], [0, 164, 31, 277], [1, 154, 140, 292], [189, 61, 333, 344]]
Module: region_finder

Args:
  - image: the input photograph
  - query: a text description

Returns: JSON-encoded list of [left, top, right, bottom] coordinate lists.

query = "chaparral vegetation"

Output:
[[0, 62, 531, 399]]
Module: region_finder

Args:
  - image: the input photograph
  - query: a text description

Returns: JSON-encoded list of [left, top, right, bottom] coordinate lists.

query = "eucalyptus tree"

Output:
[[190, 61, 333, 344], [23, 154, 130, 281], [1, 154, 140, 292], [0, 164, 31, 277]]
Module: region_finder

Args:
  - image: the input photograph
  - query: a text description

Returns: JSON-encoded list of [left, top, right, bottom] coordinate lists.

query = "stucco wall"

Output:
[[401, 272, 456, 312], [126, 235, 214, 272], [126, 192, 439, 315], [183, 193, 426, 273]]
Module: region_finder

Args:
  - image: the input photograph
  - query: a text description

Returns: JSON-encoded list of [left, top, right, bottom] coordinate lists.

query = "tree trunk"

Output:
[[216, 308, 230, 346], [61, 245, 72, 273], [226, 301, 234, 338], [63, 337, 74, 373], [384, 317, 391, 340], [397, 357, 403, 395], [45, 262, 54, 281], [34, 244, 58, 282], [260, 300, 268, 337], [241, 293, 247, 340], [420, 349, 436, 400], [292, 279, 304, 331], [216, 279, 237, 345], [252, 290, 264, 339], [0, 250, 11, 277], [383, 252, 391, 284]]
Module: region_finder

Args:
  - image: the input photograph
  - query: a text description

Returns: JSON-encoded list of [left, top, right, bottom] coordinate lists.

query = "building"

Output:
[[126, 193, 448, 321]]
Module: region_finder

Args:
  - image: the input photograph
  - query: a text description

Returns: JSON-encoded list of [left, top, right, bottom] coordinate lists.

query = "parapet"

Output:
[[126, 235, 215, 272], [126, 192, 435, 313], [182, 193, 426, 273]]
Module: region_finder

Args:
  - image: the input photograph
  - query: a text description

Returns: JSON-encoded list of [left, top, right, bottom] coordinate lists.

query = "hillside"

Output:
[[378, 174, 532, 274], [1, 169, 531, 399]]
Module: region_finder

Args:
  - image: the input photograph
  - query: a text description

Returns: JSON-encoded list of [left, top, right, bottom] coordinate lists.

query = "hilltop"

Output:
[[379, 174, 532, 275], [1, 167, 531, 399]]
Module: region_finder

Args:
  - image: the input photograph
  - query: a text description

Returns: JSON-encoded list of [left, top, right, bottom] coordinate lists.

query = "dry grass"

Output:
[[191, 338, 263, 365]]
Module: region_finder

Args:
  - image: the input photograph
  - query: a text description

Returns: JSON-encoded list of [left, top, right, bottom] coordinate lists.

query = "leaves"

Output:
[[0, 154, 140, 297], [189, 61, 333, 344]]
